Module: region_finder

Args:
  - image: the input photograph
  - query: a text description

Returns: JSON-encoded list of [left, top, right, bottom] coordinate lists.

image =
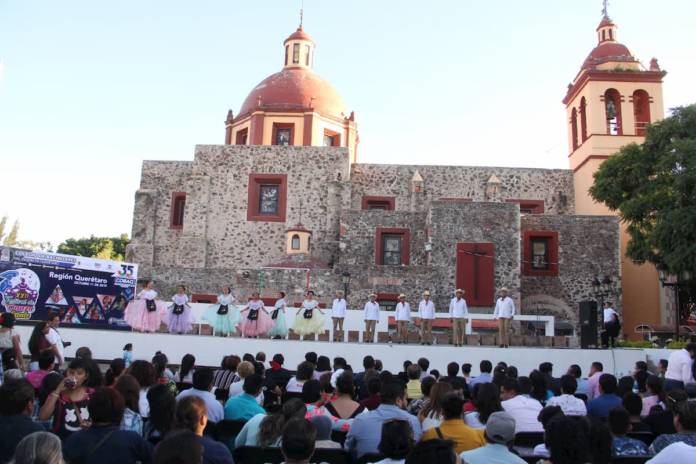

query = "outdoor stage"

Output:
[[13, 325, 671, 377]]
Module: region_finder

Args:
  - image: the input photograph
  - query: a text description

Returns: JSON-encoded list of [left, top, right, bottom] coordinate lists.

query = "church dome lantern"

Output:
[[286, 223, 312, 255]]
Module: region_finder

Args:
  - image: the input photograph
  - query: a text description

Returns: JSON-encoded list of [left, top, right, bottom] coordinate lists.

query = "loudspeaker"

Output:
[[579, 300, 598, 349]]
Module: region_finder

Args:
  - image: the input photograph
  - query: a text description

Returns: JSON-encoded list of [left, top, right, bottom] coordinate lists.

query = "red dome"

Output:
[[238, 68, 347, 118], [284, 27, 314, 44], [582, 42, 635, 69]]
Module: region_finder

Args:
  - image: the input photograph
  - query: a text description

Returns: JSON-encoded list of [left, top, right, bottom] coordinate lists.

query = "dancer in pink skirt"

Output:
[[124, 281, 167, 333], [166, 285, 193, 334], [239, 291, 274, 338]]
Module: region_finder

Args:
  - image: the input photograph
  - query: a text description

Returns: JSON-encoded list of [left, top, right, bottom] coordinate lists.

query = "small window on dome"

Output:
[[285, 45, 289, 65], [291, 234, 301, 250], [305, 45, 310, 66], [292, 43, 300, 64]]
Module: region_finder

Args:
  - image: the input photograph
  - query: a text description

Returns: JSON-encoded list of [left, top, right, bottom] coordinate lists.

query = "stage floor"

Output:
[[14, 325, 658, 377]]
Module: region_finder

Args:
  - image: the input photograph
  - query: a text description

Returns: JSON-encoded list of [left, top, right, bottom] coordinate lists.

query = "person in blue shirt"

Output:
[[176, 396, 233, 464], [608, 407, 650, 457], [469, 360, 493, 388], [567, 364, 590, 398], [345, 380, 422, 459], [587, 373, 623, 418], [224, 374, 266, 420], [176, 368, 224, 423]]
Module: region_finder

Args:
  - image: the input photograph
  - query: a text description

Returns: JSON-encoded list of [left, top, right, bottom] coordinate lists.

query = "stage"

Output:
[[13, 325, 671, 377]]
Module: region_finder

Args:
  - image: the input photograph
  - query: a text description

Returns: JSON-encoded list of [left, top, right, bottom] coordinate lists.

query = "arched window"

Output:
[[579, 97, 588, 142], [570, 108, 579, 151], [633, 90, 651, 136], [604, 89, 622, 135], [291, 234, 301, 250]]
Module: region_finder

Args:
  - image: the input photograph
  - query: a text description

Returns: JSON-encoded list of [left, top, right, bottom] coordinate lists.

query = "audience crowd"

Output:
[[1, 318, 696, 464]]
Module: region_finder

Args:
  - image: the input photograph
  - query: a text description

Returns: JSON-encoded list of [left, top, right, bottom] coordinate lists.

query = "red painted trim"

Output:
[[191, 293, 217, 303], [170, 192, 186, 229], [505, 199, 545, 214], [225, 125, 232, 145], [439, 197, 473, 203], [303, 113, 313, 146], [563, 70, 665, 105], [247, 174, 288, 222], [250, 113, 264, 145], [573, 155, 610, 173], [323, 128, 341, 147], [375, 227, 411, 266], [361, 196, 395, 211], [235, 128, 249, 145], [272, 123, 295, 146], [604, 88, 623, 135], [456, 243, 495, 306], [376, 292, 400, 301], [522, 230, 559, 277]]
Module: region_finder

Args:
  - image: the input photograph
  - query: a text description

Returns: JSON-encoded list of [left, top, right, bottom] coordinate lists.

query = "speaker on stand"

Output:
[[579, 300, 598, 349]]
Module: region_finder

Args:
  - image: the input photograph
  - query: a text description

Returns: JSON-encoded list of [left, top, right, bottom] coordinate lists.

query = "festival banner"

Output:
[[0, 246, 137, 328]]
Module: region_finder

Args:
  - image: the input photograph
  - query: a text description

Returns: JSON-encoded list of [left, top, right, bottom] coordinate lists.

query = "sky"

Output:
[[0, 0, 694, 248]]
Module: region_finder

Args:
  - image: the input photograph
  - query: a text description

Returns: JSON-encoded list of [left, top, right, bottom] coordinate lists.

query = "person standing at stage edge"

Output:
[[449, 289, 469, 347], [395, 294, 411, 344], [331, 290, 347, 342], [493, 287, 515, 348], [363, 293, 380, 343], [418, 290, 435, 345]]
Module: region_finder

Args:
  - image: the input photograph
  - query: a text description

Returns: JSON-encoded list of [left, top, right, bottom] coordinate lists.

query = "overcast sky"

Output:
[[1, 0, 694, 247]]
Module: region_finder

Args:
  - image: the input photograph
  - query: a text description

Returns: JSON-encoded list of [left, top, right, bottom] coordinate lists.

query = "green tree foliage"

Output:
[[590, 105, 696, 275], [57, 234, 130, 261], [2, 220, 19, 246]]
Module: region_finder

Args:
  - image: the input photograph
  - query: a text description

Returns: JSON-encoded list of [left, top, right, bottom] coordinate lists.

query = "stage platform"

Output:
[[14, 325, 671, 377]]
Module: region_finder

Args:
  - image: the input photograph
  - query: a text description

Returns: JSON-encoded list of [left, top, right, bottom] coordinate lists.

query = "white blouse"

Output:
[[138, 289, 157, 300], [172, 294, 188, 305], [248, 300, 264, 310], [218, 294, 235, 305], [331, 298, 347, 318], [302, 299, 318, 310], [395, 302, 411, 321], [274, 298, 286, 311]]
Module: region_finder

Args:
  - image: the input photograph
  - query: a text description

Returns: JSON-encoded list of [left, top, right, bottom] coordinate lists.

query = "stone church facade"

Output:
[[126, 19, 632, 331]]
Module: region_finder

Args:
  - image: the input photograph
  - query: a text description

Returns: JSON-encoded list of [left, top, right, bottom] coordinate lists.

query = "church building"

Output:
[[126, 11, 666, 335]]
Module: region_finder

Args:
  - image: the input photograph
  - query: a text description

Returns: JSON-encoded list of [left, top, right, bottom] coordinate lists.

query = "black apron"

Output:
[[145, 299, 157, 312], [172, 304, 185, 316], [248, 308, 259, 321], [217, 304, 229, 315], [303, 308, 313, 319]]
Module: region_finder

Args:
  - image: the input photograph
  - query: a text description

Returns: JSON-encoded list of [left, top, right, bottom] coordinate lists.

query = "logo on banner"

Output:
[[0, 267, 41, 319]]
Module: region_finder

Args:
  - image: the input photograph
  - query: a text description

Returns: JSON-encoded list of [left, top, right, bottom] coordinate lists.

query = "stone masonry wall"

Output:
[[350, 164, 575, 215], [520, 215, 621, 326]]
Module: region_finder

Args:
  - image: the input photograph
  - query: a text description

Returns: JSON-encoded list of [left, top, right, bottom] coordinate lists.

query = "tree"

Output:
[[590, 105, 696, 276], [2, 220, 19, 246], [0, 216, 6, 242], [57, 234, 130, 261]]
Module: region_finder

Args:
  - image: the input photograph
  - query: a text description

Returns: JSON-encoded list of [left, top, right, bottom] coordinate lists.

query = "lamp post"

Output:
[[592, 274, 616, 342], [341, 271, 351, 301], [657, 264, 692, 341]]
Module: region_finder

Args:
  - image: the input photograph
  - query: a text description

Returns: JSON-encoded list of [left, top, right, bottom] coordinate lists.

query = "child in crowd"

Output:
[[122, 343, 133, 368]]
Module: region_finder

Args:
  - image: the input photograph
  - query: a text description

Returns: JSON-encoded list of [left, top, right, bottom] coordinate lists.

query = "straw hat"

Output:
[[500, 287, 509, 293], [455, 288, 465, 294], [368, 292, 377, 298], [422, 290, 431, 296], [398, 293, 406, 299]]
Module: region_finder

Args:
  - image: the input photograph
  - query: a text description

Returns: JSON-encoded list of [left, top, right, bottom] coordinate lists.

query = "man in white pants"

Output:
[[449, 289, 469, 347], [363, 293, 380, 343], [418, 291, 435, 345], [395, 294, 411, 344], [493, 287, 515, 348], [331, 290, 347, 342]]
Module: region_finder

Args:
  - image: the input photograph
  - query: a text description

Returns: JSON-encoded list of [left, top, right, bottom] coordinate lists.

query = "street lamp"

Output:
[[341, 271, 351, 300], [657, 264, 691, 341]]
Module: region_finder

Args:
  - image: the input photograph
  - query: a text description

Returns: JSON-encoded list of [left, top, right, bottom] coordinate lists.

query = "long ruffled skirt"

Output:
[[267, 312, 288, 338], [165, 306, 193, 334], [202, 304, 241, 335], [240, 310, 274, 337], [292, 310, 326, 336], [124, 300, 167, 332]]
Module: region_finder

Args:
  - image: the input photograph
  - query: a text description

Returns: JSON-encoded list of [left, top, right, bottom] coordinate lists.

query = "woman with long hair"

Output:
[[104, 358, 126, 387], [418, 381, 453, 431], [543, 415, 592, 464], [27, 321, 53, 371], [0, 312, 24, 373], [143, 384, 177, 444], [38, 358, 92, 440], [235, 397, 306, 448], [641, 375, 666, 417], [529, 370, 551, 404], [174, 354, 196, 385], [325, 371, 365, 419], [464, 382, 503, 429], [127, 360, 156, 418], [115, 374, 143, 435], [152, 352, 178, 394]]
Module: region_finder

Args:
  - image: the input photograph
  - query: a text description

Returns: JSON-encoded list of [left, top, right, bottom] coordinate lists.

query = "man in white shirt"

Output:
[[664, 343, 696, 391], [449, 289, 469, 347], [418, 290, 435, 345], [500, 377, 544, 433], [363, 293, 380, 343], [331, 290, 347, 342], [601, 302, 621, 348], [546, 375, 587, 416], [395, 294, 411, 344], [44, 313, 66, 366], [493, 287, 515, 348], [647, 442, 696, 463]]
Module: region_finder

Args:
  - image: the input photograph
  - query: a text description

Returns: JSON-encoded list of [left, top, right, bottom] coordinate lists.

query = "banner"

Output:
[[0, 247, 138, 327]]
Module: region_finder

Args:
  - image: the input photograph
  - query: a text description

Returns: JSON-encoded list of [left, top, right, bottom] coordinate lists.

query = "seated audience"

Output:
[[407, 439, 459, 464], [236, 398, 306, 448], [115, 374, 144, 435], [0, 379, 44, 463], [285, 361, 316, 394], [539, 362, 560, 396], [617, 375, 635, 397], [622, 392, 652, 432], [264, 353, 292, 404], [646, 442, 696, 463], [643, 375, 666, 417], [38, 358, 92, 439], [376, 420, 414, 464], [311, 415, 342, 448], [127, 360, 157, 418], [543, 414, 592, 464], [224, 374, 266, 420], [104, 358, 126, 387], [361, 376, 383, 411], [546, 374, 587, 416], [325, 371, 365, 419], [26, 351, 55, 390], [301, 379, 350, 431], [587, 416, 613, 464], [468, 360, 493, 387], [419, 381, 453, 431], [346, 380, 423, 459], [587, 373, 622, 418], [12, 431, 64, 464], [608, 407, 650, 457], [153, 430, 203, 464], [645, 389, 688, 436], [587, 362, 604, 401], [280, 417, 316, 464], [650, 400, 696, 454], [143, 384, 177, 443], [173, 354, 196, 384], [212, 355, 240, 392], [567, 364, 590, 397], [460, 411, 526, 464], [500, 377, 543, 432], [175, 396, 233, 464], [532, 406, 564, 458], [422, 392, 485, 453], [63, 387, 152, 463], [464, 382, 502, 429], [176, 368, 224, 423], [406, 364, 423, 400]]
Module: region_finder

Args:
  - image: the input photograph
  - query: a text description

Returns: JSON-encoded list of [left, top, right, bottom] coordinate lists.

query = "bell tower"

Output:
[[563, 8, 667, 337]]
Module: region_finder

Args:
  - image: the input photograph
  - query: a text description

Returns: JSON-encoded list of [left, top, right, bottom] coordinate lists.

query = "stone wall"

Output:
[[350, 164, 575, 214], [520, 214, 621, 325]]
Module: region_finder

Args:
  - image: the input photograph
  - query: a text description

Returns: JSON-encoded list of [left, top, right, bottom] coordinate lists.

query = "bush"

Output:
[[616, 340, 653, 348]]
